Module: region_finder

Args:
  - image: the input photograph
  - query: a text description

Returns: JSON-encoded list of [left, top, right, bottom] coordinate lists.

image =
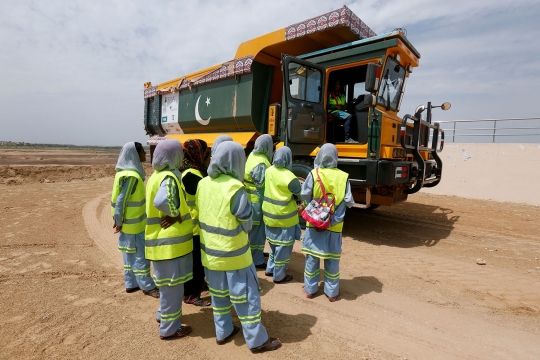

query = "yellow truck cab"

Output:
[[143, 5, 449, 208]]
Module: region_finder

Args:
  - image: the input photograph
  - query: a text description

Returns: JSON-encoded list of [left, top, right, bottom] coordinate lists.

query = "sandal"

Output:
[[273, 275, 293, 284], [216, 325, 241, 345], [160, 325, 193, 340], [302, 286, 313, 299], [143, 288, 160, 298], [193, 298, 211, 307], [250, 337, 282, 353], [325, 292, 340, 302]]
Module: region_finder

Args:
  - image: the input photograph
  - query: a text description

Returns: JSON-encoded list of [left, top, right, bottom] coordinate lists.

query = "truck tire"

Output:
[[292, 160, 313, 230]]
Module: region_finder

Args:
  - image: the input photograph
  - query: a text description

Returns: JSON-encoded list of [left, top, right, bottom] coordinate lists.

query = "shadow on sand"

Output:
[[344, 201, 460, 248]]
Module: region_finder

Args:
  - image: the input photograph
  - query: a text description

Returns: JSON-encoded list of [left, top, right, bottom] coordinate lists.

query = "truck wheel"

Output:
[[292, 160, 313, 230]]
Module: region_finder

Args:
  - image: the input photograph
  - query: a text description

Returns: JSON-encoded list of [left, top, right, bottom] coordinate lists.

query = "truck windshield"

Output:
[[377, 57, 405, 111], [288, 62, 322, 103]]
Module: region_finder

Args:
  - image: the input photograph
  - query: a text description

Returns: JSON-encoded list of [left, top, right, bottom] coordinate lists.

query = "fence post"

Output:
[[492, 120, 497, 143], [453, 121, 456, 142]]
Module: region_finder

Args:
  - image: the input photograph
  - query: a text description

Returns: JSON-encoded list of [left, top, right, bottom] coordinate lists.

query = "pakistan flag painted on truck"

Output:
[[161, 75, 255, 134]]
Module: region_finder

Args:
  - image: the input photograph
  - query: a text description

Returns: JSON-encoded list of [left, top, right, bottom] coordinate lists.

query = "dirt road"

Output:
[[1, 151, 539, 359]]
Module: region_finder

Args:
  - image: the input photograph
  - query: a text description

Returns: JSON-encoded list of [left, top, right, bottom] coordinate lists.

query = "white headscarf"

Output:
[[116, 142, 145, 181], [211, 135, 233, 157], [272, 146, 293, 171], [253, 134, 273, 161], [152, 139, 184, 179], [314, 143, 338, 169], [207, 141, 246, 181]]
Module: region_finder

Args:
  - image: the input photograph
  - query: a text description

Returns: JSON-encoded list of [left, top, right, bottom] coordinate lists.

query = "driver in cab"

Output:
[[327, 80, 357, 143]]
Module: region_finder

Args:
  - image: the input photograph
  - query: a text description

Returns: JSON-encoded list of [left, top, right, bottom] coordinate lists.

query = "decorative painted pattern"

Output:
[[285, 5, 376, 41], [151, 55, 254, 97], [144, 86, 157, 99], [147, 135, 167, 146]]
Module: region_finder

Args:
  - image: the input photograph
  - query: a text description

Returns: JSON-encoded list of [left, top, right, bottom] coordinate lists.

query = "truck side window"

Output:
[[288, 62, 322, 103]]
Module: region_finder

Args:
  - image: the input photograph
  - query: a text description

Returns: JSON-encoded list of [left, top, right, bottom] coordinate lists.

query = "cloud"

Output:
[[0, 0, 539, 145]]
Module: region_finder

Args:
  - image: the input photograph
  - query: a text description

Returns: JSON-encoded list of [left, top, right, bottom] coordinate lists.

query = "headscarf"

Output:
[[272, 146, 293, 171], [181, 139, 208, 176], [211, 135, 233, 156], [253, 134, 274, 161], [116, 142, 145, 181], [207, 141, 246, 181], [314, 143, 338, 169], [152, 139, 184, 179]]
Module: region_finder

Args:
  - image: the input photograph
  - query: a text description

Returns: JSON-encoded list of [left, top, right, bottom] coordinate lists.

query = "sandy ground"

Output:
[[1, 149, 540, 359]]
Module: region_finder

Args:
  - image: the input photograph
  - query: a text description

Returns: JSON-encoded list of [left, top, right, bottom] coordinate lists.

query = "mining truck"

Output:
[[143, 5, 450, 208]]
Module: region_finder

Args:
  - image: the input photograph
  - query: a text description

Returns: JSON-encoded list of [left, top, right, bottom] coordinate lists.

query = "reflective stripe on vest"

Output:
[[306, 168, 349, 233], [145, 170, 193, 261], [244, 152, 270, 204], [110, 170, 146, 234], [181, 168, 203, 236], [328, 92, 346, 114], [197, 174, 253, 271], [262, 165, 299, 228]]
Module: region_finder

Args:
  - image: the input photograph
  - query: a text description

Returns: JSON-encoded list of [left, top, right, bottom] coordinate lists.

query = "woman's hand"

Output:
[[161, 215, 182, 229], [113, 223, 122, 234]]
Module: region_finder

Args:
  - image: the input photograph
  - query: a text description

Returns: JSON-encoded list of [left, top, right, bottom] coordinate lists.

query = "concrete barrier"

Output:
[[421, 143, 540, 206]]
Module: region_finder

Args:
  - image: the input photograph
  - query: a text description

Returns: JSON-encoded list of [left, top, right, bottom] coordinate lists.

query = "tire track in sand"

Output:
[[82, 193, 122, 266]]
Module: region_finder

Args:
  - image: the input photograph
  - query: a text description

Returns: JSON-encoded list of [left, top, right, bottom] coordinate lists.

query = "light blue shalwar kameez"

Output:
[[114, 143, 155, 291], [301, 144, 355, 298], [151, 141, 193, 337], [264, 147, 302, 282], [202, 142, 270, 349], [114, 177, 155, 291]]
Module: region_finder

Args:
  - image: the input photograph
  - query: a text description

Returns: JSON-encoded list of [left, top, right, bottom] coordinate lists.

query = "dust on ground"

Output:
[[1, 148, 539, 359]]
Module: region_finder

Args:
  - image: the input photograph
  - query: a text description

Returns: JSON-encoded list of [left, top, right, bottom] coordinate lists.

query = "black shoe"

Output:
[[254, 263, 266, 270], [125, 286, 140, 293], [263, 252, 269, 258]]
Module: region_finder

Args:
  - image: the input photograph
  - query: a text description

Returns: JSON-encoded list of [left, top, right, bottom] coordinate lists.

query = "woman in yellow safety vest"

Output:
[[180, 139, 211, 307], [145, 139, 194, 340], [111, 142, 158, 298], [301, 143, 355, 302], [244, 134, 274, 269], [262, 146, 302, 283], [196, 141, 281, 353]]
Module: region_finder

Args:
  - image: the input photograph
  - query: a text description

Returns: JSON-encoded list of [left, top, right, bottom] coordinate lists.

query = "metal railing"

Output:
[[435, 117, 540, 143]]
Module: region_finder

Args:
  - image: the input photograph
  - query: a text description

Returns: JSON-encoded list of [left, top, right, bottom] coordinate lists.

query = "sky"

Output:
[[1, 0, 539, 146]]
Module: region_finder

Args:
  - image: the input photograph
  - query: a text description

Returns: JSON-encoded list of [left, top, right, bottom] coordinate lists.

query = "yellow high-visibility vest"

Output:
[[110, 170, 146, 234], [196, 174, 253, 271], [181, 168, 203, 236], [145, 170, 193, 261], [307, 168, 349, 233], [244, 152, 271, 204], [262, 166, 299, 228]]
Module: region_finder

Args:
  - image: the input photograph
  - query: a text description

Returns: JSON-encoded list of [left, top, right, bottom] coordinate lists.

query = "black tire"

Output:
[[292, 160, 313, 230]]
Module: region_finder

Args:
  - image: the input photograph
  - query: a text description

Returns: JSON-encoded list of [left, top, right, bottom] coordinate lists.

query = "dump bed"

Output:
[[144, 5, 376, 147]]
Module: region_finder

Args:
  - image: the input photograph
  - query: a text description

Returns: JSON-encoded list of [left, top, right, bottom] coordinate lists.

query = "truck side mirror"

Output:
[[365, 63, 381, 93], [363, 94, 377, 107]]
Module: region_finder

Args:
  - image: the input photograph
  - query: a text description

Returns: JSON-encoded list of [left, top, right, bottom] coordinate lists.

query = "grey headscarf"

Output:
[[252, 134, 273, 161], [116, 142, 145, 181], [152, 139, 184, 179], [211, 135, 233, 156], [272, 146, 293, 171], [314, 143, 338, 169], [207, 141, 246, 181]]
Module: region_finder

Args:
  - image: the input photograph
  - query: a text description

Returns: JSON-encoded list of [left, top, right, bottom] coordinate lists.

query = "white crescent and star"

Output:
[[195, 95, 211, 125]]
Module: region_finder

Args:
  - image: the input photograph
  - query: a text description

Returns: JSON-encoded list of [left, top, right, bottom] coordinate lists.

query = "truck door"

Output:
[[282, 55, 326, 154]]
